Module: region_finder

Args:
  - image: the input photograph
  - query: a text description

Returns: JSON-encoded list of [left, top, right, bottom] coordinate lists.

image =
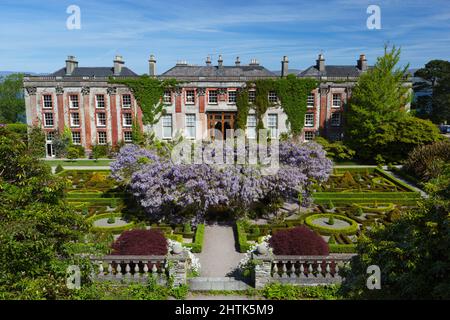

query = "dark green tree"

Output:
[[414, 60, 450, 123], [0, 73, 25, 123], [345, 45, 440, 163], [0, 133, 89, 299]]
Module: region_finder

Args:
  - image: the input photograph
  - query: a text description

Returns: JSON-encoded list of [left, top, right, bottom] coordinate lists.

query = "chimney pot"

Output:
[[206, 56, 211, 66], [357, 54, 368, 71], [149, 54, 156, 77], [281, 55, 289, 77], [114, 55, 125, 75], [235, 56, 240, 66], [65, 55, 78, 76], [316, 53, 325, 72], [218, 55, 223, 67]]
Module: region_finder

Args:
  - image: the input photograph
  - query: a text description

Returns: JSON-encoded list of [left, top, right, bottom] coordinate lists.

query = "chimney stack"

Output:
[[281, 56, 289, 77], [316, 53, 325, 72], [65, 55, 78, 76], [235, 56, 241, 66], [218, 55, 223, 67], [149, 54, 156, 77], [206, 56, 211, 66], [249, 58, 259, 66], [113, 55, 124, 75], [357, 54, 368, 71]]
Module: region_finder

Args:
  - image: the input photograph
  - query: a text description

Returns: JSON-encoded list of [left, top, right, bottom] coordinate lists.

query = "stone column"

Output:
[[107, 87, 118, 147], [56, 86, 65, 134], [252, 253, 274, 289], [167, 252, 188, 287]]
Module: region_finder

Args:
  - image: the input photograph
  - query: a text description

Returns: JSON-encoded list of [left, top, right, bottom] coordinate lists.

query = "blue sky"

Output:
[[0, 0, 449, 74]]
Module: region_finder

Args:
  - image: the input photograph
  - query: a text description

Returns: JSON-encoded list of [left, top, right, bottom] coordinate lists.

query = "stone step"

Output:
[[188, 277, 253, 291]]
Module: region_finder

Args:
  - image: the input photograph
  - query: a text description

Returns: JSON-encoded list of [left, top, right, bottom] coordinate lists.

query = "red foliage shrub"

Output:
[[269, 226, 329, 255], [111, 229, 168, 255]]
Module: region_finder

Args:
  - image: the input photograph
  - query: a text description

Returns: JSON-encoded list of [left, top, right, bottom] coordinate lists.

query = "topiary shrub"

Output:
[[55, 164, 64, 174], [269, 226, 329, 255], [355, 207, 364, 217], [183, 222, 192, 234], [111, 229, 168, 255], [327, 215, 335, 225]]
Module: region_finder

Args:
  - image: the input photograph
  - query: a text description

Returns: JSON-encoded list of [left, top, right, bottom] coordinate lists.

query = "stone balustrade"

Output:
[[90, 253, 188, 286], [252, 253, 356, 289]]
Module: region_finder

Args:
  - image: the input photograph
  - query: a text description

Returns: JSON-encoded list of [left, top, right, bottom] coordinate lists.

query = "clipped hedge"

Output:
[[185, 224, 205, 253], [305, 214, 359, 235], [87, 213, 135, 233], [328, 243, 357, 253], [373, 167, 418, 192], [236, 221, 251, 253], [353, 202, 395, 213]]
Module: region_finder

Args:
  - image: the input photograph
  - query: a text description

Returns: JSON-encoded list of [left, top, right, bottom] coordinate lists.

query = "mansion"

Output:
[[24, 53, 384, 157]]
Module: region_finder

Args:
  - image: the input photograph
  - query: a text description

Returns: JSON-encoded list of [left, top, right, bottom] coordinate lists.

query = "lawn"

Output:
[[43, 159, 112, 166]]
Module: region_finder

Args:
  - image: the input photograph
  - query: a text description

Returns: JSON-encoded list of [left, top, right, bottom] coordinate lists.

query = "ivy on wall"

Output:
[[109, 75, 178, 126], [236, 75, 318, 136]]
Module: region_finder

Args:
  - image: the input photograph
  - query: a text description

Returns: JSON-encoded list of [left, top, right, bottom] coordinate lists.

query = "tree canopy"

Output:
[[345, 45, 441, 163], [0, 73, 25, 123]]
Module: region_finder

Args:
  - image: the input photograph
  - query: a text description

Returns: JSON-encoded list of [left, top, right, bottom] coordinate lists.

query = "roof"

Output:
[[49, 67, 138, 77], [159, 65, 276, 79], [298, 65, 366, 78]]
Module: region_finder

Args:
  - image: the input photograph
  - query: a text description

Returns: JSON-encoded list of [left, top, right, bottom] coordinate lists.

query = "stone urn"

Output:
[[257, 244, 267, 255], [172, 243, 183, 254]]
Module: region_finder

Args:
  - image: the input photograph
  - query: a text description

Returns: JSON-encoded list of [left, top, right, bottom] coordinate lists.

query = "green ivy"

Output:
[[236, 75, 317, 136], [109, 75, 179, 125]]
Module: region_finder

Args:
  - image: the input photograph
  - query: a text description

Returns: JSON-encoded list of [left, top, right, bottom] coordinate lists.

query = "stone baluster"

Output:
[[116, 263, 122, 278], [325, 261, 332, 278], [281, 261, 288, 278], [317, 260, 323, 277], [98, 262, 104, 277], [272, 261, 278, 277], [289, 261, 296, 277], [299, 262, 306, 278], [125, 263, 131, 278], [160, 260, 165, 275], [308, 262, 314, 277], [134, 262, 140, 279], [143, 262, 149, 278], [108, 263, 113, 278], [151, 263, 158, 275]]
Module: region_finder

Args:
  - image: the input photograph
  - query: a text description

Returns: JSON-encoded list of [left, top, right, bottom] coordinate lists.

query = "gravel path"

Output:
[[196, 225, 244, 277]]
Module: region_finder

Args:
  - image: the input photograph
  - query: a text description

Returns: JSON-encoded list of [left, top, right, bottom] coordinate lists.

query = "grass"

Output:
[[44, 159, 112, 166]]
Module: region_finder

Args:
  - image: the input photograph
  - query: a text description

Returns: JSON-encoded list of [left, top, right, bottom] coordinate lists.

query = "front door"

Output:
[[207, 112, 236, 139]]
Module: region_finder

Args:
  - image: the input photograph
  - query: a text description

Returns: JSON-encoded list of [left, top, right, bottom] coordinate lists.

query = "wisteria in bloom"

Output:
[[111, 141, 332, 222]]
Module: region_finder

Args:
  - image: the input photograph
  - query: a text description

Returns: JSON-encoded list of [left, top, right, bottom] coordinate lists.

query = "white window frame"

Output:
[[332, 93, 341, 108], [44, 113, 54, 127], [228, 90, 237, 104], [72, 131, 81, 145], [122, 94, 132, 108], [248, 90, 256, 103], [247, 114, 257, 139], [96, 94, 105, 109], [331, 112, 341, 127], [268, 114, 278, 138], [185, 90, 195, 104], [69, 95, 79, 109], [163, 90, 172, 104], [43, 95, 53, 109], [124, 131, 133, 143], [208, 90, 218, 104], [304, 113, 314, 127], [307, 94, 315, 108], [162, 114, 173, 139], [70, 112, 80, 127], [185, 114, 196, 139], [304, 131, 314, 141], [268, 91, 278, 103], [98, 131, 107, 145], [123, 113, 133, 127], [97, 112, 106, 127], [46, 131, 54, 142]]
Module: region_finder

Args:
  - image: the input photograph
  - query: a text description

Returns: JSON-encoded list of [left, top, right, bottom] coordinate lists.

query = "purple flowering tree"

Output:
[[111, 141, 332, 223]]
